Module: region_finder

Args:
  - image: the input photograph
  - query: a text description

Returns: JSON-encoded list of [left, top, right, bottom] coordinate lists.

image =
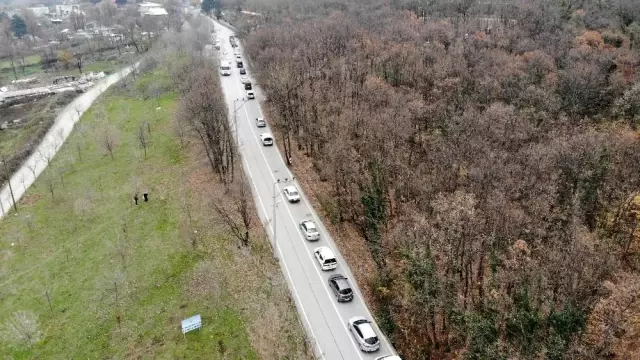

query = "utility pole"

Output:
[[272, 177, 294, 259], [233, 98, 248, 146]]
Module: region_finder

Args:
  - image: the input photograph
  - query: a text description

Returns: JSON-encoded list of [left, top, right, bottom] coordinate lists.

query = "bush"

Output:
[[602, 31, 625, 48]]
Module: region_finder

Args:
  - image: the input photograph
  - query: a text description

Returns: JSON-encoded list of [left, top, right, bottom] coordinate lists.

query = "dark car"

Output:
[[244, 82, 252, 90], [239, 68, 246, 75], [328, 274, 353, 302]]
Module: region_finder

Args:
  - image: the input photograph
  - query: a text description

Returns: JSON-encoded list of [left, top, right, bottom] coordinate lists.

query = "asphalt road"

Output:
[[210, 20, 397, 360], [0, 65, 136, 219]]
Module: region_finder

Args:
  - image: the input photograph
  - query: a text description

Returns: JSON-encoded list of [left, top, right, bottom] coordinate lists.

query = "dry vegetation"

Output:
[[229, 0, 640, 359]]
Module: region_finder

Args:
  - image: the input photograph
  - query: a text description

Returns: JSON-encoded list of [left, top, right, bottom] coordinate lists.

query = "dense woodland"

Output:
[[238, 0, 640, 358]]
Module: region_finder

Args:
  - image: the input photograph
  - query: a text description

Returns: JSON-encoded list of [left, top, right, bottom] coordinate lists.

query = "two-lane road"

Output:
[[211, 20, 397, 360]]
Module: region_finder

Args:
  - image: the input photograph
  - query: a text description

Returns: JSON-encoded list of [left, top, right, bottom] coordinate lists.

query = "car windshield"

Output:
[[289, 190, 298, 196], [326, 258, 336, 264], [365, 336, 379, 345], [339, 288, 352, 295]]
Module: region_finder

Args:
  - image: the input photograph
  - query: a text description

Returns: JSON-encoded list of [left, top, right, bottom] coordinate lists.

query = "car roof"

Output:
[[357, 320, 376, 339], [302, 220, 315, 228], [257, 117, 264, 120], [284, 185, 297, 192], [260, 133, 272, 138], [315, 246, 334, 258], [335, 277, 350, 289]]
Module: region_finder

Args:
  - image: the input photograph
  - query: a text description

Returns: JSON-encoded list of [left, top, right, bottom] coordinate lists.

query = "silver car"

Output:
[[255, 117, 266, 127], [348, 316, 380, 352], [299, 220, 319, 241]]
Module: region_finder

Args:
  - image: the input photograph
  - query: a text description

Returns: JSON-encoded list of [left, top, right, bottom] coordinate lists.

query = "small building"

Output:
[[143, 7, 168, 16], [55, 4, 79, 17], [138, 2, 167, 16], [27, 6, 50, 17]]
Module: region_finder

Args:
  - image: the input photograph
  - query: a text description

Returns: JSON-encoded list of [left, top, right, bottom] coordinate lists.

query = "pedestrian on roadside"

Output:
[[134, 193, 139, 205], [143, 191, 149, 202]]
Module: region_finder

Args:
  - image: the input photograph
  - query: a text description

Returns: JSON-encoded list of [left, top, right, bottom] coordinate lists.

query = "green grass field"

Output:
[[0, 68, 309, 359]]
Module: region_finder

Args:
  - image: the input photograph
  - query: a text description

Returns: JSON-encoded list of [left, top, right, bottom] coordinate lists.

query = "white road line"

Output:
[[237, 90, 365, 360], [238, 150, 324, 358], [229, 34, 395, 357]]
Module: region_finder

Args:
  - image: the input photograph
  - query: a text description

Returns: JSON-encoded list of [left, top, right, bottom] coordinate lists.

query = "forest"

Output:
[[237, 0, 640, 358]]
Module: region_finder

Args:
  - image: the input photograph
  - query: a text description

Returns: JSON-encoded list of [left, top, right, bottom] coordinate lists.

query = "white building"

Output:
[[55, 4, 79, 17], [138, 2, 166, 15], [27, 6, 50, 17], [143, 7, 168, 16]]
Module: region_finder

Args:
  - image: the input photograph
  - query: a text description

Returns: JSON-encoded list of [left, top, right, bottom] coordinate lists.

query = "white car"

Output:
[[348, 316, 380, 352], [260, 133, 273, 146], [240, 76, 250, 84], [375, 356, 402, 360], [299, 220, 319, 241], [283, 186, 300, 203], [255, 117, 266, 127], [246, 90, 255, 99], [313, 247, 337, 271]]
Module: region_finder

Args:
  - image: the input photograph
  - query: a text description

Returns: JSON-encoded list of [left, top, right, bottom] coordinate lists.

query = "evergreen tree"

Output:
[[201, 0, 222, 14], [11, 15, 27, 38]]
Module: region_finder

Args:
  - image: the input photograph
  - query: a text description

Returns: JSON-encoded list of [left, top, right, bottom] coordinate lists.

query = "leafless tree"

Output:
[[172, 116, 189, 148], [40, 272, 55, 313], [43, 172, 56, 200], [177, 59, 235, 186], [0, 19, 17, 81], [1, 310, 41, 346], [212, 174, 253, 247], [1, 155, 18, 213], [98, 125, 119, 160], [26, 161, 38, 181], [37, 145, 55, 167], [138, 123, 150, 159], [20, 173, 26, 192]]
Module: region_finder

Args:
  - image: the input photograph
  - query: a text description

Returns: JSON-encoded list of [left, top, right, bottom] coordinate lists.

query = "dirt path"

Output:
[[0, 64, 136, 218]]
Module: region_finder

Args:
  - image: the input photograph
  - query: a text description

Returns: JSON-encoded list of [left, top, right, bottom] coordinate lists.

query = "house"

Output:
[[143, 7, 168, 16], [27, 6, 50, 17], [138, 2, 167, 16], [55, 4, 79, 17]]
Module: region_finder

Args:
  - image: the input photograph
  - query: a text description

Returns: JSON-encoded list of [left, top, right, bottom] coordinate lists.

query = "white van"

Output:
[[219, 61, 232, 76]]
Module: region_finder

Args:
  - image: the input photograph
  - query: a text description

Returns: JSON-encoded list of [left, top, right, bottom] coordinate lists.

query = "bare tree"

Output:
[[212, 174, 253, 247], [138, 123, 150, 159], [26, 161, 38, 180], [1, 155, 18, 213], [98, 125, 119, 160], [20, 173, 26, 192], [43, 172, 56, 200], [1, 311, 41, 346], [37, 144, 55, 167], [40, 272, 55, 313], [172, 116, 189, 148], [177, 60, 235, 186]]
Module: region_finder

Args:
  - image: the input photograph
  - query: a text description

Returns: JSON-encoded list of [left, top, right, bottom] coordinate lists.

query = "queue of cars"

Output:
[[224, 39, 396, 359]]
